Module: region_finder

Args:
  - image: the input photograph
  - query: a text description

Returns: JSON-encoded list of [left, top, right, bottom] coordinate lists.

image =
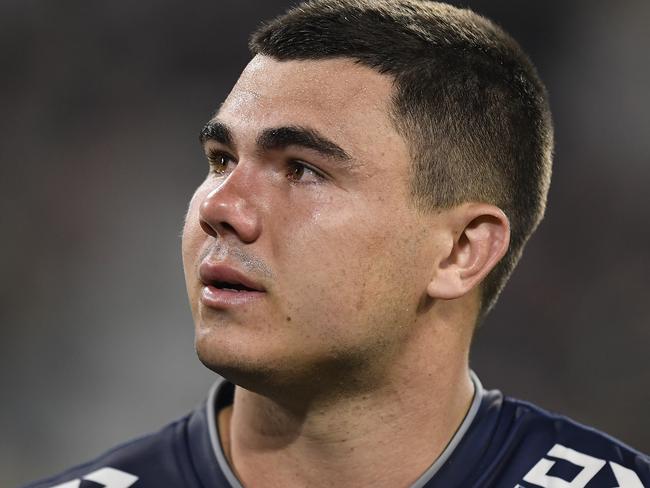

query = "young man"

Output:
[[25, 1, 650, 487]]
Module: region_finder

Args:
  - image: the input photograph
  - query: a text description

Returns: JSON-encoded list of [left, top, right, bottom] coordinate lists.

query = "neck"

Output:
[[219, 317, 475, 487]]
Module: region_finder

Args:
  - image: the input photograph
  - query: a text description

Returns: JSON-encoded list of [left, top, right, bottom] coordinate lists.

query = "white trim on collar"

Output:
[[410, 370, 484, 488], [206, 377, 244, 488], [206, 371, 485, 488]]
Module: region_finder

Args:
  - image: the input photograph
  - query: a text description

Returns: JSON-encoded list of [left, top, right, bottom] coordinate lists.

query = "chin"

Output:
[[194, 325, 296, 392], [194, 324, 383, 403]]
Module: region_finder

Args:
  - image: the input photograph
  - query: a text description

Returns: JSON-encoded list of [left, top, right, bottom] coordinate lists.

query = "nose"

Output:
[[198, 167, 262, 244]]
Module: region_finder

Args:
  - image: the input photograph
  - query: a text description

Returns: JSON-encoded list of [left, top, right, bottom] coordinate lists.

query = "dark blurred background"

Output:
[[2, 0, 649, 486]]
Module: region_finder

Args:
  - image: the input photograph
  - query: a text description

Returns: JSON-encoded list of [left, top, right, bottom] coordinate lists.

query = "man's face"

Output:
[[182, 56, 449, 391]]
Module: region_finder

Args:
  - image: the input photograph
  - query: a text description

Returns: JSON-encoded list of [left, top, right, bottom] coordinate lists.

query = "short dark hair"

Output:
[[250, 0, 554, 319]]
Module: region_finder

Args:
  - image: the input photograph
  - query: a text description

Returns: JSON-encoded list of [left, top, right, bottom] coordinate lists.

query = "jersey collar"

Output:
[[195, 371, 487, 488]]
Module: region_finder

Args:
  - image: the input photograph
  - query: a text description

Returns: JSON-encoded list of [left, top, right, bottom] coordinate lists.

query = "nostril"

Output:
[[200, 220, 217, 237], [218, 222, 237, 235], [200, 219, 237, 237]]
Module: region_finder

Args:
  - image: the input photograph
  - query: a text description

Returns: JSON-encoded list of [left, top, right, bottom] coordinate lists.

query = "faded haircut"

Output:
[[249, 0, 554, 320]]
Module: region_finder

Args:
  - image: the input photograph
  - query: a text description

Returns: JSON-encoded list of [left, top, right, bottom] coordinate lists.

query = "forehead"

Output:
[[217, 55, 405, 163]]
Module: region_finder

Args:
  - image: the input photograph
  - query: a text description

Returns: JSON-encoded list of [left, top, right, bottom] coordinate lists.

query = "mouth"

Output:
[[198, 262, 266, 309], [211, 280, 258, 292]]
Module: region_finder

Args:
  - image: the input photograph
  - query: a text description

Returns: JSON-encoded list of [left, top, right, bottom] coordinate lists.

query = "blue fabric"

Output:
[[22, 382, 650, 488]]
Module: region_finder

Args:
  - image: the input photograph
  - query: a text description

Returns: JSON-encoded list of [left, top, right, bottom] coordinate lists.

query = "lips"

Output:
[[198, 262, 265, 309]]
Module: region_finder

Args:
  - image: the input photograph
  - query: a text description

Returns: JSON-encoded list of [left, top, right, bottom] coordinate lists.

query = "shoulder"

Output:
[[479, 392, 650, 487], [21, 414, 198, 488], [503, 395, 649, 460], [22, 378, 235, 488]]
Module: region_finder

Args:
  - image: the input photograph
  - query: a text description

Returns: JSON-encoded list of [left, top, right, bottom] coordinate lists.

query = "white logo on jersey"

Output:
[[610, 461, 645, 488], [519, 444, 644, 488], [49, 467, 138, 488]]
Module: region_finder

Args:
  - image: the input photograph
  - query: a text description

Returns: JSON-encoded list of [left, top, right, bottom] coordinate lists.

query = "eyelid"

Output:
[[291, 159, 326, 176], [287, 160, 330, 186], [203, 145, 331, 185], [204, 148, 237, 179], [206, 147, 236, 161], [290, 156, 333, 180]]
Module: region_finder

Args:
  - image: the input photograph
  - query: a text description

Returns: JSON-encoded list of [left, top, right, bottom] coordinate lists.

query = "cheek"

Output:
[[273, 207, 426, 335]]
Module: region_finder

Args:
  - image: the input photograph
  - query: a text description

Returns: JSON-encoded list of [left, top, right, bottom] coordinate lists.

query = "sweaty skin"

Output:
[[182, 55, 507, 487]]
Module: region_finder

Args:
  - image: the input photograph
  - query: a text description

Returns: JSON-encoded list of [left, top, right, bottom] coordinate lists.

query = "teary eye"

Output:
[[286, 161, 325, 184], [207, 151, 235, 175]]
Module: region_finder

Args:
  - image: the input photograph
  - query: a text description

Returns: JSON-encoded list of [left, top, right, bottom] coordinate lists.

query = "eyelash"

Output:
[[205, 150, 326, 184], [286, 161, 326, 184], [206, 150, 235, 175]]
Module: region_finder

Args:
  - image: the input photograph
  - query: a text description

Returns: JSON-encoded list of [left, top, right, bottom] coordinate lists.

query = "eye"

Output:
[[286, 161, 325, 184], [206, 150, 236, 176]]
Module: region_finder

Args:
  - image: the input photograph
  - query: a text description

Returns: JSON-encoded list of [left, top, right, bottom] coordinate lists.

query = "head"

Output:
[[182, 0, 553, 394]]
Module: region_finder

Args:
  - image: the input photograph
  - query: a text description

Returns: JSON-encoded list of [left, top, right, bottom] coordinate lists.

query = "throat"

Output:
[[221, 374, 475, 488]]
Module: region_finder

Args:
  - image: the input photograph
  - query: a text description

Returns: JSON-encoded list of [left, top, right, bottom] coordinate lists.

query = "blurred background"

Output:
[[1, 0, 649, 485]]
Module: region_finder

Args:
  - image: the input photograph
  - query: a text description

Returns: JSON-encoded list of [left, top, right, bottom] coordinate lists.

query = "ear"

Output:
[[427, 203, 510, 300]]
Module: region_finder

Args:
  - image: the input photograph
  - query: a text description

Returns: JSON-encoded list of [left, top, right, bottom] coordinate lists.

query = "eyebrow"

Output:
[[199, 120, 233, 147], [257, 126, 351, 162], [199, 120, 352, 163]]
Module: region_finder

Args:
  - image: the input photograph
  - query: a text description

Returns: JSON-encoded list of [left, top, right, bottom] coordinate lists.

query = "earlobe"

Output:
[[426, 204, 510, 300]]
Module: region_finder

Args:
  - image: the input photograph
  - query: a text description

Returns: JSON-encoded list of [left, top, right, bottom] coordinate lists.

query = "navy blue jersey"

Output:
[[23, 374, 650, 488]]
